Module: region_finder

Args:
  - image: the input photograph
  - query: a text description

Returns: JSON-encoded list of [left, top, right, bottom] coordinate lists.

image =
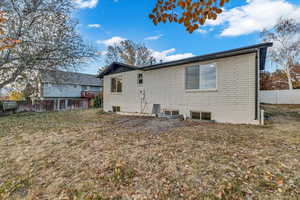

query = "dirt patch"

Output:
[[262, 104, 300, 124], [112, 115, 201, 134]]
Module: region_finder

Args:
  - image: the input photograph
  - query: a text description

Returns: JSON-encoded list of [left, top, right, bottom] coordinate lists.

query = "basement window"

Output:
[[190, 111, 212, 121], [164, 110, 180, 116], [201, 112, 212, 120], [190, 111, 201, 120], [112, 106, 121, 113]]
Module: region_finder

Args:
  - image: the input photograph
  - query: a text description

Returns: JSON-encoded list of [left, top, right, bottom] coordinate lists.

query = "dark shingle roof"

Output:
[[42, 71, 102, 87]]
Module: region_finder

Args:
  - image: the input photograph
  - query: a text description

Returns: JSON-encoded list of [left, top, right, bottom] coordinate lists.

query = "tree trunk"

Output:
[[286, 69, 293, 90], [286, 60, 294, 90]]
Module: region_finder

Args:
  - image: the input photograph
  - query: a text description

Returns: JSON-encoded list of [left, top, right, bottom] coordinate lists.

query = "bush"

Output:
[[92, 95, 102, 108]]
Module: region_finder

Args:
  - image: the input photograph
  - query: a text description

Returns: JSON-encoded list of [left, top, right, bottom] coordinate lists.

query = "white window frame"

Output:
[[185, 63, 218, 92], [111, 76, 123, 94], [137, 73, 143, 86]]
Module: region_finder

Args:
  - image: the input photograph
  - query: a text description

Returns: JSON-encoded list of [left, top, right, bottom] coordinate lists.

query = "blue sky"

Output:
[[72, 0, 300, 74]]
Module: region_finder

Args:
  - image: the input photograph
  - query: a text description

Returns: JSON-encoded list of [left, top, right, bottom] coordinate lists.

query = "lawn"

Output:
[[0, 105, 299, 200]]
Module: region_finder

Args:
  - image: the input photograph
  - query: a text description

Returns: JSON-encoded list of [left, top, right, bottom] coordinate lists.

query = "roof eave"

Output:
[[141, 42, 273, 71], [99, 42, 273, 76], [98, 62, 139, 78]]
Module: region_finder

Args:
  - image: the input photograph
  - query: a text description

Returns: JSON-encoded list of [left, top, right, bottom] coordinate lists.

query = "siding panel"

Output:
[[104, 53, 258, 124]]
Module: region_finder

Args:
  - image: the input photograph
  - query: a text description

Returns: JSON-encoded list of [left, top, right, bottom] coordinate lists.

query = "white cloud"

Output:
[[144, 34, 163, 41], [73, 0, 99, 9], [208, 0, 300, 36], [151, 48, 194, 62], [97, 36, 126, 46], [88, 24, 101, 28], [196, 29, 208, 34]]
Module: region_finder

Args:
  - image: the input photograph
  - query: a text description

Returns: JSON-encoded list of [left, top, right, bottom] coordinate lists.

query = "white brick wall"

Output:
[[104, 53, 258, 124]]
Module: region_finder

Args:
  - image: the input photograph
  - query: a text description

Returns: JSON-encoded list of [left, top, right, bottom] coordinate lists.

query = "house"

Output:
[[99, 43, 272, 124], [38, 70, 103, 110]]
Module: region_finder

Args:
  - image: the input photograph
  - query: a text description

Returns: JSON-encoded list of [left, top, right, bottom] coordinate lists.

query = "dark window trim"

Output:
[[164, 109, 180, 116], [137, 73, 143, 85], [190, 111, 212, 121], [112, 106, 121, 113], [190, 111, 201, 120]]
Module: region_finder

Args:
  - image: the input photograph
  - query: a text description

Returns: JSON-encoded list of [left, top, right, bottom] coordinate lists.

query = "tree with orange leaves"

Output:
[[149, 0, 229, 33]]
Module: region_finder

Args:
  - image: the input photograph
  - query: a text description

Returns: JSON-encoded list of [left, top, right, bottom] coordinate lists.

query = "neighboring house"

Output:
[[99, 43, 272, 125], [38, 70, 103, 110]]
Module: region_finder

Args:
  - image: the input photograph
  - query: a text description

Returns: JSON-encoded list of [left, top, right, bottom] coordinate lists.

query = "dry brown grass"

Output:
[[0, 106, 299, 200]]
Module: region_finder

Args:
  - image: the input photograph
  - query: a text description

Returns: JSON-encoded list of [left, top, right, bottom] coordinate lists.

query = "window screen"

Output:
[[111, 78, 116, 92], [111, 77, 122, 93], [186, 65, 199, 89], [186, 64, 216, 90]]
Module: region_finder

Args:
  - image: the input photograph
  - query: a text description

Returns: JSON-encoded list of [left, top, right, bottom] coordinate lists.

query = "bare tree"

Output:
[[0, 0, 97, 90], [104, 40, 157, 66], [261, 18, 300, 90], [0, 11, 20, 51]]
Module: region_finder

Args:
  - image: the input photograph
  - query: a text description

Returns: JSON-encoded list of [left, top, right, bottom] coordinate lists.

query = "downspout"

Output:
[[255, 49, 259, 122], [256, 49, 263, 124]]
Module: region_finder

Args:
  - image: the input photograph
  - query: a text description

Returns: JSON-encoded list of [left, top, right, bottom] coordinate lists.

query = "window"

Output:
[[137, 73, 143, 85], [81, 86, 88, 91], [164, 110, 180, 116], [164, 110, 171, 115], [190, 111, 212, 121], [91, 86, 100, 91], [172, 110, 179, 115], [201, 112, 211, 120], [111, 77, 122, 93], [186, 64, 216, 90], [191, 111, 201, 120], [112, 106, 121, 112]]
